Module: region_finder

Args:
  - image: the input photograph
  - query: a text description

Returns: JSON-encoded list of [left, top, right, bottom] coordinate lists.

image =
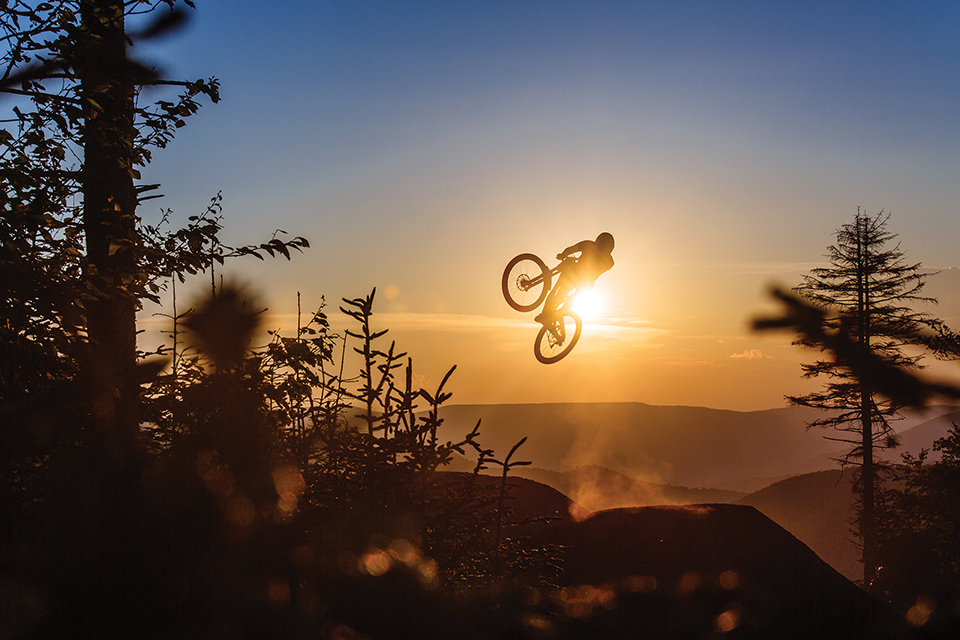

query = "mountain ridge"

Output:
[[439, 401, 960, 491]]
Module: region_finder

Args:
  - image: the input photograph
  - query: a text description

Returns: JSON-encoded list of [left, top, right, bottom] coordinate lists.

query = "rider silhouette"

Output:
[[535, 232, 615, 324]]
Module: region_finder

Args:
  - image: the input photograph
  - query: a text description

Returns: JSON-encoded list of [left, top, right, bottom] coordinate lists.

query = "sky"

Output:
[[136, 1, 960, 411]]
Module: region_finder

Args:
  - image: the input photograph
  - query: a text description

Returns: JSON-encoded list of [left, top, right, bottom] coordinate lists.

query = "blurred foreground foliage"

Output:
[[0, 2, 559, 635], [2, 284, 562, 638]]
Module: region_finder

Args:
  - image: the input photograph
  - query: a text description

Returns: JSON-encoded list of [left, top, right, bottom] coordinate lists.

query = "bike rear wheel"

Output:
[[534, 312, 582, 364], [502, 253, 551, 312]]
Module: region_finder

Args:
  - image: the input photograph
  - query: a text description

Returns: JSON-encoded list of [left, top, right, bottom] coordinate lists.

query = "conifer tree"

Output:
[[788, 209, 939, 587]]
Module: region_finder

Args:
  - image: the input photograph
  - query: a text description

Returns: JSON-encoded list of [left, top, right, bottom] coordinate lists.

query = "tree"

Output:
[[0, 1, 307, 448], [1, 0, 210, 443], [785, 209, 940, 587], [0, 6, 309, 633]]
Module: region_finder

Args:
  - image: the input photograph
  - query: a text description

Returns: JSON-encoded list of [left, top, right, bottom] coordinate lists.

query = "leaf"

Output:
[[139, 8, 187, 40]]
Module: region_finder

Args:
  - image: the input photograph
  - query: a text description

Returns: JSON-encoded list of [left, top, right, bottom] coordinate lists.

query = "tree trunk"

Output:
[[80, 0, 139, 450], [860, 384, 875, 586], [855, 213, 876, 586]]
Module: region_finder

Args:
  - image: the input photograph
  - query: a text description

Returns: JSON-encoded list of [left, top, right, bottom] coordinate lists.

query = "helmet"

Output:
[[596, 232, 615, 253]]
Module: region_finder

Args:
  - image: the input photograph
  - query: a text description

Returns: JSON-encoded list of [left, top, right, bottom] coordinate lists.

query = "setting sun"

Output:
[[571, 288, 604, 320]]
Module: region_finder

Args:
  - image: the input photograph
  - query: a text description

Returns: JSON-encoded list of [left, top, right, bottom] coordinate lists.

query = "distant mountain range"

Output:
[[441, 402, 960, 582], [439, 402, 960, 491]]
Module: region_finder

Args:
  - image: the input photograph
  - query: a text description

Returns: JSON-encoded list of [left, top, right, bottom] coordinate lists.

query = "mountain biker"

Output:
[[535, 232, 615, 324]]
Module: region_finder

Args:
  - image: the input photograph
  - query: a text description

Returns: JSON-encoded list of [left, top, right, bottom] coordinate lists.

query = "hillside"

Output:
[[534, 504, 905, 639], [437, 402, 960, 586], [793, 408, 960, 474], [439, 402, 960, 491], [890, 408, 960, 459], [504, 463, 861, 581], [435, 471, 590, 534], [736, 411, 960, 583], [738, 470, 858, 580]]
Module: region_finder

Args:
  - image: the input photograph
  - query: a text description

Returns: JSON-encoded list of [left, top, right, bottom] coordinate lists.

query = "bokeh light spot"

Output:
[[225, 495, 255, 527], [418, 558, 440, 590], [622, 574, 657, 593], [388, 538, 419, 567], [906, 595, 936, 627], [677, 571, 701, 595], [359, 549, 392, 577], [719, 570, 739, 590], [714, 603, 742, 633], [267, 578, 291, 607]]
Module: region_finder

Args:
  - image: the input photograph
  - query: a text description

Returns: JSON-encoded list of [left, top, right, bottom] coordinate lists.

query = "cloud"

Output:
[[729, 349, 770, 360]]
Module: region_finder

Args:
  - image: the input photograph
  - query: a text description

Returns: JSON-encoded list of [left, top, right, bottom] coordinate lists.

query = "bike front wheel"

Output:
[[502, 253, 551, 312], [534, 312, 582, 364]]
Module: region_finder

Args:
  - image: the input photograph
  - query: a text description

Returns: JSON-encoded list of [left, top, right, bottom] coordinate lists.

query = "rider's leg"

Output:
[[536, 277, 571, 324]]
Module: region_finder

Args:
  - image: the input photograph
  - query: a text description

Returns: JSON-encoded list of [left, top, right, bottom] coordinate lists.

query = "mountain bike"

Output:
[[501, 253, 583, 364]]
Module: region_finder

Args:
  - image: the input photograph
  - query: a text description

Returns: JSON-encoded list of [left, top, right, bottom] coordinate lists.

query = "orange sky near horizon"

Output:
[[139, 257, 960, 412]]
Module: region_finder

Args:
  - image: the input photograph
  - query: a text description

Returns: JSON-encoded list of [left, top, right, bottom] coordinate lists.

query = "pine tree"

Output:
[[787, 209, 939, 587]]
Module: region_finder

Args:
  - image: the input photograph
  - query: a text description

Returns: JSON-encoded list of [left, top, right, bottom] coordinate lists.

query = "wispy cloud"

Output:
[[729, 349, 771, 360], [256, 311, 530, 333], [261, 310, 669, 336]]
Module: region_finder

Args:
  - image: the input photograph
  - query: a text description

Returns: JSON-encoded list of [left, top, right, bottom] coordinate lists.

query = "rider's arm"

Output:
[[557, 240, 591, 260]]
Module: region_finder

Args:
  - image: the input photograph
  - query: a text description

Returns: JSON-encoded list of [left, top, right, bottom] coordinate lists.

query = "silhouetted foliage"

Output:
[[2, 4, 558, 637], [873, 425, 960, 634], [5, 275, 562, 637], [1, 0, 214, 446], [754, 210, 949, 588], [0, 0, 306, 442]]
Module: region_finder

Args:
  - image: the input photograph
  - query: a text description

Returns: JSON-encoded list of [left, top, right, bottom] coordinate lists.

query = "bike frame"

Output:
[[548, 257, 580, 301], [539, 257, 574, 297], [541, 258, 580, 340]]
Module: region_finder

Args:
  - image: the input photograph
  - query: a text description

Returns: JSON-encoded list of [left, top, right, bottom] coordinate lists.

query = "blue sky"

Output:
[[137, 1, 960, 409]]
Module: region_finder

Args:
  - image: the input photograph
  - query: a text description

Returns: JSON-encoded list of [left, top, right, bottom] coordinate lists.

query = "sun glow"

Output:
[[571, 288, 604, 320]]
